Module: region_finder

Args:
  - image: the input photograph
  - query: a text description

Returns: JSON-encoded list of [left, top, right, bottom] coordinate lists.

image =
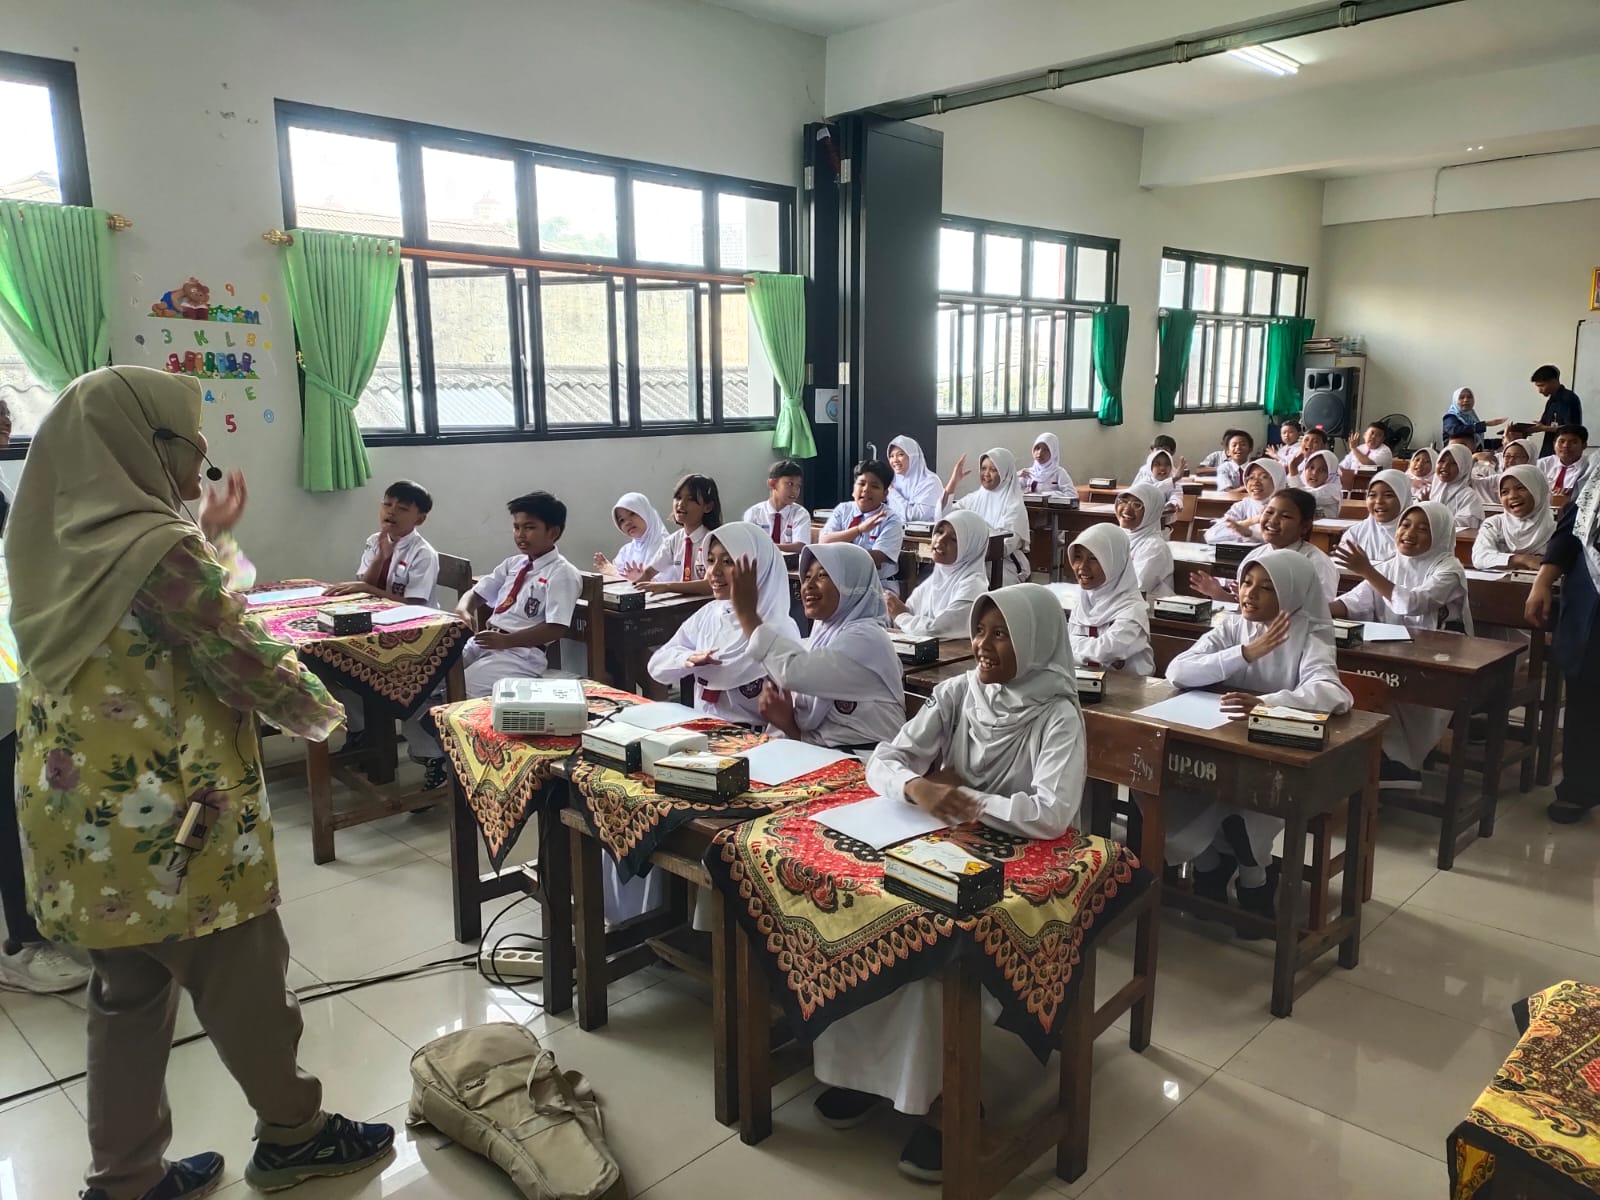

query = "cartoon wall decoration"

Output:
[[137, 270, 278, 430], [149, 275, 262, 323]]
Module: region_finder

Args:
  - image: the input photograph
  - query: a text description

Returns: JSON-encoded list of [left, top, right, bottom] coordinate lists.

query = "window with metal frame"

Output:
[[276, 101, 793, 445], [0, 51, 92, 447], [1159, 248, 1308, 414], [936, 217, 1118, 424]]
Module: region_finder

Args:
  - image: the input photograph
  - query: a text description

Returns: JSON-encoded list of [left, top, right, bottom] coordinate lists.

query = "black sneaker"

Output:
[[421, 757, 449, 791], [1548, 795, 1599, 825], [1191, 855, 1237, 904], [897, 1122, 943, 1184], [1235, 864, 1279, 942], [81, 1152, 225, 1200], [340, 729, 369, 755], [813, 1086, 885, 1130], [1379, 755, 1423, 792], [244, 1113, 394, 1193]]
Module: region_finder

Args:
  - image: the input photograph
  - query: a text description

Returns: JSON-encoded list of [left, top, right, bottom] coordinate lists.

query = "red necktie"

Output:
[[683, 535, 695, 580], [493, 559, 532, 614], [1557, 464, 1569, 491], [847, 513, 864, 530], [771, 510, 783, 543]]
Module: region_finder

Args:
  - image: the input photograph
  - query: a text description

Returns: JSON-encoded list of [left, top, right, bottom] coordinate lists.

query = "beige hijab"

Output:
[[6, 366, 207, 693]]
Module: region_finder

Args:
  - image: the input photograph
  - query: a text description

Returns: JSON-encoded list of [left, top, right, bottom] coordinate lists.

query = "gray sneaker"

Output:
[[0, 941, 91, 993]]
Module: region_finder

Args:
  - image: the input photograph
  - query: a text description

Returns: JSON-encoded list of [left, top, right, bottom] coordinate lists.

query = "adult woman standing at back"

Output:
[[1442, 386, 1506, 449]]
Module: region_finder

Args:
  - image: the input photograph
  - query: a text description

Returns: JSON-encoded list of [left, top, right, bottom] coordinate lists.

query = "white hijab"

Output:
[[1119, 483, 1166, 543], [909, 509, 991, 619], [1247, 458, 1288, 494], [958, 446, 1030, 552], [792, 543, 904, 724], [691, 522, 801, 689], [888, 435, 943, 518], [1433, 443, 1483, 525], [1138, 448, 1179, 499], [958, 584, 1080, 783], [1118, 483, 1174, 595], [1238, 550, 1334, 692], [1023, 431, 1070, 493], [1346, 469, 1412, 562], [1393, 501, 1474, 634], [1501, 437, 1539, 471], [611, 491, 668, 572], [1494, 464, 1556, 553], [1303, 449, 1343, 508], [1068, 524, 1148, 633]]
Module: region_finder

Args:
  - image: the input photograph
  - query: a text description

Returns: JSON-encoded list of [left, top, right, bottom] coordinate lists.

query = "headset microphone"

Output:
[[155, 427, 224, 481]]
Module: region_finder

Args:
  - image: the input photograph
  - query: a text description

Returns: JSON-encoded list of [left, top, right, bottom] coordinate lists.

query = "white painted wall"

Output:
[[921, 97, 1325, 485], [7, 0, 824, 582], [1324, 149, 1600, 225], [1318, 199, 1600, 440]]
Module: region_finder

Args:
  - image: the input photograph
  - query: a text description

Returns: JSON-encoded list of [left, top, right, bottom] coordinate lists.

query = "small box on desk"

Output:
[[1213, 542, 1253, 567], [890, 634, 939, 665], [1088, 476, 1117, 489], [904, 521, 935, 537], [1075, 668, 1105, 703], [1152, 594, 1213, 624], [883, 838, 1004, 918], [639, 728, 708, 773], [316, 605, 373, 636], [812, 507, 836, 523], [1247, 705, 1330, 750], [1046, 493, 1080, 509], [1332, 619, 1364, 647], [650, 752, 750, 801], [1181, 480, 1205, 496], [581, 722, 649, 772], [601, 583, 645, 611]]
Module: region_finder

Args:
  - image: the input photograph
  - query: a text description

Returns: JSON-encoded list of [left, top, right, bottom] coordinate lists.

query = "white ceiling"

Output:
[[702, 0, 934, 37]]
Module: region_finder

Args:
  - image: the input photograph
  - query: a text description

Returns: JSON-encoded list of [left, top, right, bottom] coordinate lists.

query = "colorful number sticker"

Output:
[[224, 413, 238, 433], [203, 389, 217, 404], [245, 386, 256, 402], [193, 330, 209, 346], [246, 333, 256, 346], [162, 329, 173, 345], [224, 332, 235, 347]]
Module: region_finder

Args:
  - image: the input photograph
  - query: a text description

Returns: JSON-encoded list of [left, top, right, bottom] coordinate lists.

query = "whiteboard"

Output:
[[1573, 321, 1600, 411]]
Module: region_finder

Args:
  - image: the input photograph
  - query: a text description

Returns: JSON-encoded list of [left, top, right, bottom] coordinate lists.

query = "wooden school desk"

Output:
[[809, 521, 1008, 592]]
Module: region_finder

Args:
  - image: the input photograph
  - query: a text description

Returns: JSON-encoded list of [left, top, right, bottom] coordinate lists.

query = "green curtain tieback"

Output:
[[302, 367, 360, 409]]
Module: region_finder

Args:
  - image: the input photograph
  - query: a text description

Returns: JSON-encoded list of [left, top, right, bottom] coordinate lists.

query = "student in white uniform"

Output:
[[729, 542, 905, 748], [1204, 459, 1285, 545], [1432, 443, 1486, 530], [1116, 484, 1175, 596], [1194, 488, 1339, 603], [1407, 445, 1437, 501], [1268, 418, 1305, 473], [886, 436, 943, 524], [593, 491, 667, 582], [820, 460, 906, 587], [1333, 501, 1471, 790], [1284, 426, 1329, 481], [1164, 551, 1352, 929], [324, 480, 440, 604], [885, 509, 992, 639], [647, 522, 801, 726], [1539, 424, 1592, 500], [1472, 465, 1556, 572], [1065, 524, 1153, 675], [1215, 430, 1255, 492], [1339, 423, 1395, 479], [742, 459, 813, 552], [1301, 450, 1344, 518], [638, 473, 720, 595], [941, 447, 1031, 585], [1019, 431, 1075, 495], [1132, 448, 1181, 519], [812, 584, 1086, 1182], [1197, 429, 1234, 474], [1471, 436, 1537, 504], [1339, 468, 1411, 568]]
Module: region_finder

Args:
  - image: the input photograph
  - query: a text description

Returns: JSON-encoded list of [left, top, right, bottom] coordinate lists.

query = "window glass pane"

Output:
[[422, 146, 518, 247], [540, 274, 614, 426], [427, 267, 515, 428], [1189, 261, 1218, 312], [360, 262, 413, 432], [983, 234, 1023, 295], [0, 80, 61, 202], [1028, 312, 1054, 412], [1030, 242, 1067, 301], [936, 305, 958, 417], [1072, 312, 1096, 414], [288, 126, 402, 237], [633, 180, 705, 267], [1074, 245, 1108, 303], [1159, 258, 1186, 309], [637, 283, 697, 422], [958, 305, 977, 417], [0, 321, 50, 438], [1006, 309, 1024, 414], [1184, 325, 1205, 410], [719, 286, 773, 419], [939, 228, 975, 292], [979, 308, 1005, 415], [1277, 273, 1301, 316], [717, 194, 781, 272], [1220, 265, 1247, 315], [1248, 270, 1274, 316], [1243, 324, 1265, 407], [535, 164, 618, 257], [1215, 322, 1240, 406]]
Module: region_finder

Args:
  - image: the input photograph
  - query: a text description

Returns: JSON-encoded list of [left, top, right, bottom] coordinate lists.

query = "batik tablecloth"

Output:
[[246, 580, 469, 719], [705, 787, 1150, 1062], [1449, 979, 1600, 1200], [433, 682, 641, 870]]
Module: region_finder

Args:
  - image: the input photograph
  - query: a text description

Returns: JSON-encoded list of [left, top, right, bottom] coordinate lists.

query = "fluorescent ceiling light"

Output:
[[1228, 45, 1300, 76]]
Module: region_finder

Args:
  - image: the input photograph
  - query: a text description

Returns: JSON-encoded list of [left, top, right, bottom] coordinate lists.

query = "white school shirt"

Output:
[[1167, 619, 1351, 714], [1019, 462, 1075, 495], [647, 605, 775, 726], [1340, 445, 1394, 472], [356, 529, 440, 605], [471, 548, 583, 677], [1540, 454, 1592, 496], [1242, 541, 1340, 602], [648, 525, 712, 583], [1471, 514, 1553, 571], [821, 502, 905, 585], [1215, 459, 1248, 491], [1203, 498, 1266, 544], [746, 623, 906, 748], [741, 501, 813, 546], [1199, 449, 1228, 470]]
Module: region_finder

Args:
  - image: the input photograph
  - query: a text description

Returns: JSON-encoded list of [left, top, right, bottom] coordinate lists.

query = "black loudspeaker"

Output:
[[1301, 367, 1360, 437]]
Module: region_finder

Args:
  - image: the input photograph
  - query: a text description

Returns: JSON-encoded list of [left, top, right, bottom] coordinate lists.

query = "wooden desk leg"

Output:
[[736, 923, 773, 1145], [365, 694, 397, 785], [710, 888, 740, 1127], [306, 738, 335, 865], [445, 660, 467, 702], [1438, 701, 1473, 871], [449, 774, 481, 943], [1339, 777, 1369, 971], [540, 802, 574, 1017], [1270, 806, 1310, 1019], [942, 959, 984, 1200], [1058, 948, 1096, 1184], [570, 824, 608, 1031], [1537, 652, 1564, 787], [1479, 673, 1511, 839], [1130, 791, 1163, 1053]]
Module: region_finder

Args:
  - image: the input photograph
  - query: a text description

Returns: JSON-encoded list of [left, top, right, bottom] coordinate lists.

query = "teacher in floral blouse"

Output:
[[6, 367, 394, 1200]]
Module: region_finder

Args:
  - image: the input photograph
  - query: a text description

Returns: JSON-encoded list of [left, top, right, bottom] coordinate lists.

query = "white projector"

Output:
[[491, 678, 588, 735]]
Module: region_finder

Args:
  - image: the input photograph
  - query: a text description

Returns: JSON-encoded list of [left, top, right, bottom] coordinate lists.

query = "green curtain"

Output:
[[282, 230, 399, 492], [745, 272, 815, 459], [1091, 304, 1129, 427], [0, 201, 113, 392], [1262, 317, 1317, 422], [1153, 308, 1197, 423]]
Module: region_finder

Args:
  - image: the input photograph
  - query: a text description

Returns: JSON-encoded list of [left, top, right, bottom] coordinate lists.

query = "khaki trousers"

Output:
[[84, 910, 325, 1199]]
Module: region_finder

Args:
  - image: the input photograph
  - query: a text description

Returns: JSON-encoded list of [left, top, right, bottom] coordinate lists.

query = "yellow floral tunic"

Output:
[[17, 535, 344, 949]]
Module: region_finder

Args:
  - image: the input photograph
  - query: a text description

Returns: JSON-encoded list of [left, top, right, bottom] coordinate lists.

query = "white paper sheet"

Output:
[[611, 701, 703, 730], [1464, 569, 1503, 581], [1316, 518, 1362, 530], [1360, 622, 1413, 642], [1133, 690, 1233, 730], [737, 741, 852, 787], [371, 604, 442, 627], [245, 586, 325, 606], [811, 793, 946, 850]]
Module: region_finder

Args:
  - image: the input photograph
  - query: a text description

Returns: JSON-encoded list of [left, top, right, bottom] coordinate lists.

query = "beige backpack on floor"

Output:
[[408, 1022, 627, 1200]]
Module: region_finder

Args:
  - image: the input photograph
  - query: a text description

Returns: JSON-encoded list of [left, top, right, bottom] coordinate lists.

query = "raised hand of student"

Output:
[[1219, 691, 1263, 719], [1191, 571, 1231, 602], [474, 626, 516, 650], [728, 555, 763, 635], [198, 469, 248, 539], [1241, 612, 1293, 662], [619, 562, 647, 583], [593, 551, 614, 574], [944, 453, 970, 496], [1333, 539, 1379, 582]]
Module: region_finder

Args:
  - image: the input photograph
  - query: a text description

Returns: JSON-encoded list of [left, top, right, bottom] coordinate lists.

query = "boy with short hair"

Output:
[[325, 480, 439, 605], [1197, 429, 1239, 473], [1286, 425, 1329, 478], [1540, 424, 1591, 498], [1340, 423, 1395, 489], [819, 460, 905, 585], [1135, 434, 1187, 481], [1216, 429, 1256, 491], [742, 459, 812, 552]]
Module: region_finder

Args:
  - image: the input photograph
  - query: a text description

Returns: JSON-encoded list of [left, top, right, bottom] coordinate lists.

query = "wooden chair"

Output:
[[554, 572, 608, 678], [1168, 491, 1200, 543], [436, 553, 473, 604], [1297, 670, 1387, 930], [1151, 632, 1194, 676]]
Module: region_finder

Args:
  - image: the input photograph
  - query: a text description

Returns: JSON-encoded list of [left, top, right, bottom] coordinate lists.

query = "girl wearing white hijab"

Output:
[[1019, 431, 1075, 495], [941, 447, 1031, 584], [886, 435, 942, 524], [1407, 445, 1437, 501], [813, 585, 1085, 1177], [648, 522, 801, 726], [1432, 443, 1485, 530], [1333, 501, 1472, 785], [886, 510, 991, 639], [1132, 448, 1182, 514], [1301, 449, 1344, 518], [1066, 525, 1153, 675], [1471, 436, 1537, 504], [594, 491, 667, 581], [1473, 465, 1556, 572], [1339, 469, 1411, 568], [731, 542, 905, 748], [1116, 484, 1175, 596], [1165, 551, 1352, 926], [1205, 459, 1285, 544]]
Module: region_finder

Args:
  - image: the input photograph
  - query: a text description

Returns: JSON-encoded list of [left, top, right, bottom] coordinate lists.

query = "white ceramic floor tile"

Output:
[[1469, 785, 1600, 878], [0, 1008, 53, 1104], [1222, 975, 1514, 1159], [1406, 851, 1600, 956], [278, 858, 464, 980], [272, 818, 425, 903], [0, 1090, 90, 1198]]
